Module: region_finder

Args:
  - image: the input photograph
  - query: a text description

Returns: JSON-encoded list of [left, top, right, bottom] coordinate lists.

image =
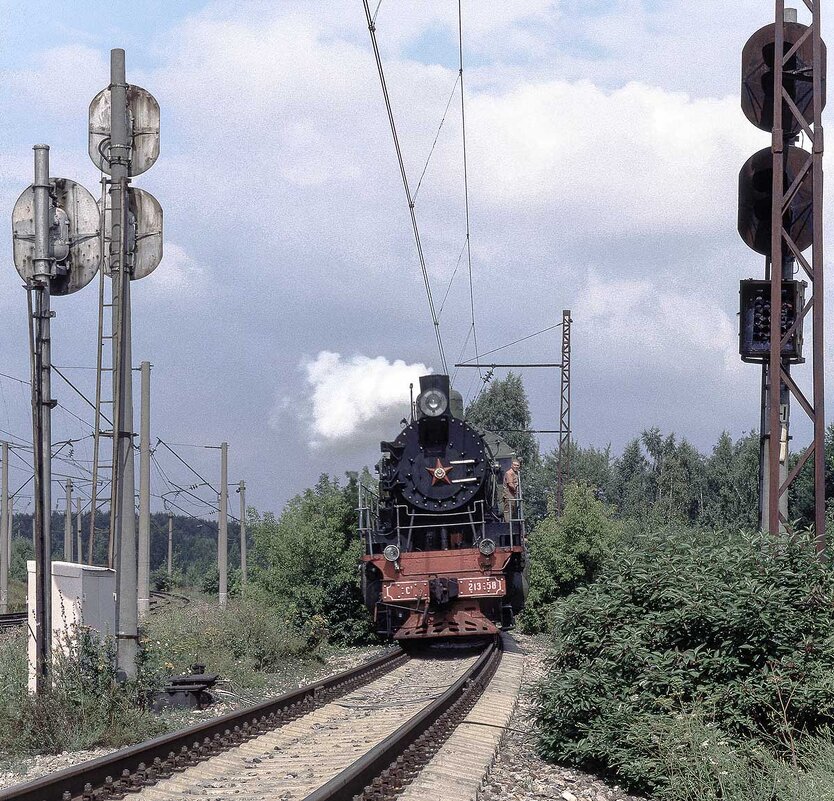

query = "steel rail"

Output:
[[0, 648, 407, 801], [0, 611, 26, 629], [303, 636, 502, 801]]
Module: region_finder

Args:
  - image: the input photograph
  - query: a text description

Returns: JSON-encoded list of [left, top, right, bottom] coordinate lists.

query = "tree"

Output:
[[252, 474, 370, 643], [524, 442, 615, 524], [611, 438, 651, 520], [650, 436, 706, 525], [611, 430, 707, 526], [701, 431, 759, 530], [790, 422, 834, 529], [464, 372, 539, 465], [522, 482, 621, 632], [569, 441, 616, 500]]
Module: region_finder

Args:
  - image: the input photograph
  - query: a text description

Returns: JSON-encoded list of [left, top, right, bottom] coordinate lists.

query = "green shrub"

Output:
[[200, 566, 219, 595], [0, 625, 163, 758], [521, 482, 621, 633], [151, 566, 172, 592], [252, 475, 372, 645], [142, 597, 311, 687], [535, 526, 834, 795]]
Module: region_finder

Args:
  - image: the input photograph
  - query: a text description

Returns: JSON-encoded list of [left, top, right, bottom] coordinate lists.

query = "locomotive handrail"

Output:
[[358, 482, 381, 554], [394, 500, 487, 548], [507, 474, 526, 547]]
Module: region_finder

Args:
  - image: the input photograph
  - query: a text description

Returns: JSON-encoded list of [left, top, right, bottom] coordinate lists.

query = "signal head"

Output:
[[741, 21, 826, 134], [738, 146, 813, 256]]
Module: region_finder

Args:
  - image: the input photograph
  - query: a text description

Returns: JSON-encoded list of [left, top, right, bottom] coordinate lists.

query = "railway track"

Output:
[[148, 591, 191, 612], [0, 636, 520, 801], [0, 610, 26, 630]]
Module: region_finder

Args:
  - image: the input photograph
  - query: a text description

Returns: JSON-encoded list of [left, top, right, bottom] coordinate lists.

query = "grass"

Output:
[[0, 625, 163, 760], [650, 712, 834, 800], [5, 579, 26, 613], [141, 597, 320, 690]]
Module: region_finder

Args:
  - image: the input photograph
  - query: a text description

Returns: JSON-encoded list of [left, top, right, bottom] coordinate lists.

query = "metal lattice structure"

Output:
[[767, 2, 826, 548], [555, 310, 572, 514]]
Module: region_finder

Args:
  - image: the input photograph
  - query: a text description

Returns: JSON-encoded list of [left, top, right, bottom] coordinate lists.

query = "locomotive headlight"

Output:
[[383, 544, 401, 562], [478, 538, 496, 556], [418, 389, 448, 418]]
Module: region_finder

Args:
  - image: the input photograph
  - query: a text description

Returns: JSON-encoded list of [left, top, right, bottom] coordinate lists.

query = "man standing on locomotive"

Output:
[[503, 458, 521, 523]]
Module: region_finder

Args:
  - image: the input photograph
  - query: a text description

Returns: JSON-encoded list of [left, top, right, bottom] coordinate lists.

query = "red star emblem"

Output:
[[425, 458, 454, 485]]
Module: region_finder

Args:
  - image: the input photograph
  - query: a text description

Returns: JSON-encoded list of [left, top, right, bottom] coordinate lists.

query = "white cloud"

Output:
[[145, 241, 206, 291], [298, 351, 432, 445], [575, 270, 739, 373], [136, 7, 772, 293], [0, 45, 106, 117]]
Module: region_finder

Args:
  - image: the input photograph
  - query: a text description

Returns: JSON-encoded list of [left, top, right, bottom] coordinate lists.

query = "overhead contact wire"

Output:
[[363, 0, 448, 374], [458, 0, 481, 378], [438, 237, 469, 319], [156, 438, 220, 495], [459, 322, 563, 365], [413, 73, 461, 203]]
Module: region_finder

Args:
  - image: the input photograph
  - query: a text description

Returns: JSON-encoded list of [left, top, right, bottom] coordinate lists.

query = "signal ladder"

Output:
[[89, 179, 115, 567]]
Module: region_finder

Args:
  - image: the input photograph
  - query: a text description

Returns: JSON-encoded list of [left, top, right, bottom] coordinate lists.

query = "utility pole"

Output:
[[0, 442, 8, 614], [167, 510, 173, 577], [108, 49, 138, 675], [31, 144, 54, 692], [218, 442, 228, 608], [64, 479, 73, 561], [555, 310, 572, 514], [76, 497, 82, 569], [237, 480, 247, 588], [137, 360, 151, 617]]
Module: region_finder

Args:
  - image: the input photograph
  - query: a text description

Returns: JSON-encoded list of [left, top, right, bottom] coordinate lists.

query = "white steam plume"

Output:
[[303, 351, 432, 444]]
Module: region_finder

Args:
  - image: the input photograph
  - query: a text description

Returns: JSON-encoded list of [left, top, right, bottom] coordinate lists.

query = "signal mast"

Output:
[[737, 4, 826, 549]]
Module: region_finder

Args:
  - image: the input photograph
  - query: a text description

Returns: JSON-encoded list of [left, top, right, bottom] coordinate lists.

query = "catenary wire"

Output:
[[152, 446, 240, 523], [371, 0, 384, 24], [458, 322, 563, 365], [52, 364, 112, 426], [457, 0, 481, 378], [451, 324, 474, 386], [156, 438, 220, 495], [413, 72, 461, 203], [362, 0, 448, 374], [437, 236, 469, 319]]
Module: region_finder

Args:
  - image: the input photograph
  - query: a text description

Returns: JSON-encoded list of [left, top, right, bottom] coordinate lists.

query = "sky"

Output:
[[0, 0, 830, 520]]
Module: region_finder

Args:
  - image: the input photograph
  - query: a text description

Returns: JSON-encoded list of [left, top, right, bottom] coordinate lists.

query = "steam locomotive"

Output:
[[360, 374, 528, 640]]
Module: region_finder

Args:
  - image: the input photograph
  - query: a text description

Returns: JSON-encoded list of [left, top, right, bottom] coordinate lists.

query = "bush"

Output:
[[200, 566, 219, 595], [151, 567, 172, 592], [142, 597, 311, 687], [521, 482, 621, 633], [0, 625, 163, 758], [535, 526, 834, 796], [252, 475, 372, 645]]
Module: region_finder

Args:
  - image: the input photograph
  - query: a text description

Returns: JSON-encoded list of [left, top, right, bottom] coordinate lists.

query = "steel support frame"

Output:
[[555, 310, 572, 514], [768, 0, 825, 552]]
